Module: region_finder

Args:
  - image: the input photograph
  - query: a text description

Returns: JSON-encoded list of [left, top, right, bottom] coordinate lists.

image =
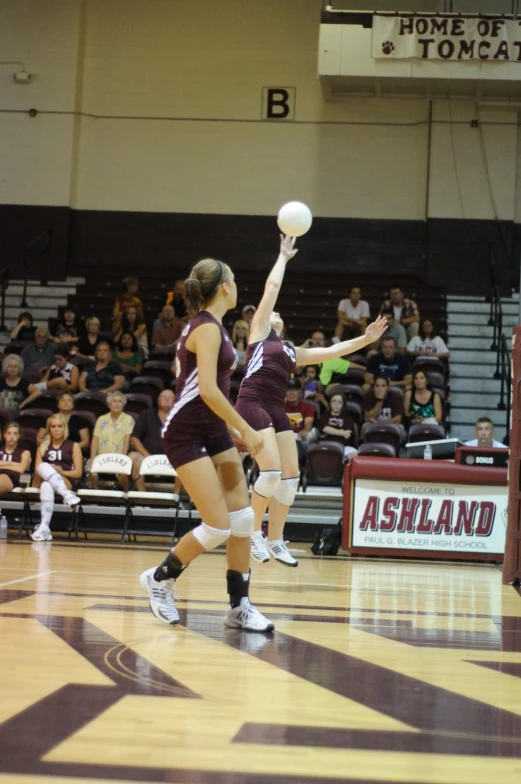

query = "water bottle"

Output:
[[0, 515, 7, 539], [423, 444, 433, 461]]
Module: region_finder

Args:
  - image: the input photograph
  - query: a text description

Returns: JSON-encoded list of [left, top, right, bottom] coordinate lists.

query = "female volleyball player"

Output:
[[0, 422, 31, 509], [235, 235, 388, 566], [31, 414, 82, 541], [140, 257, 274, 632]]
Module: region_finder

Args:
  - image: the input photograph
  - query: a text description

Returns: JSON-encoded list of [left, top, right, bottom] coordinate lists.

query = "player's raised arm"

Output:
[[295, 315, 388, 365], [248, 235, 297, 344]]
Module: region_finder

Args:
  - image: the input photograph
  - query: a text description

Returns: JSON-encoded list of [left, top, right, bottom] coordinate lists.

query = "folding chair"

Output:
[[72, 454, 132, 539], [358, 442, 396, 458], [408, 423, 446, 443], [303, 441, 345, 488], [74, 391, 109, 418], [131, 376, 163, 402], [125, 393, 153, 416], [142, 361, 173, 388], [19, 408, 54, 431], [126, 454, 186, 543], [364, 422, 402, 453]]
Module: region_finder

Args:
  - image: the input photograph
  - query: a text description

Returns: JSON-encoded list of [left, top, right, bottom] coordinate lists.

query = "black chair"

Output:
[[345, 400, 362, 426], [74, 391, 110, 419], [142, 361, 173, 388], [21, 371, 40, 384], [424, 370, 445, 391], [18, 427, 39, 462], [364, 422, 402, 453], [304, 441, 345, 488], [33, 390, 61, 412], [408, 423, 446, 443], [19, 408, 54, 431], [341, 385, 363, 404], [125, 393, 153, 416], [72, 410, 97, 432], [412, 357, 446, 377], [149, 347, 176, 361], [131, 376, 163, 402], [0, 408, 14, 428], [358, 442, 396, 458]]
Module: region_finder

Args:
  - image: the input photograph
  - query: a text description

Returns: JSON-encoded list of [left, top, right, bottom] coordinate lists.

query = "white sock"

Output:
[[242, 572, 250, 582], [38, 462, 70, 499], [39, 481, 54, 528]]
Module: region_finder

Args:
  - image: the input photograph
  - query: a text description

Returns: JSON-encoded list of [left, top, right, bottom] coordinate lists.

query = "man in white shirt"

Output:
[[465, 417, 505, 449], [335, 286, 370, 339]]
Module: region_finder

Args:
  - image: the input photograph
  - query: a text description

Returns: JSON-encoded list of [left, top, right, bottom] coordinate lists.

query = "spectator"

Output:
[[284, 378, 316, 461], [404, 369, 443, 426], [115, 304, 148, 358], [112, 276, 143, 332], [364, 336, 412, 390], [78, 342, 125, 394], [464, 417, 505, 448], [129, 389, 179, 491], [380, 286, 420, 340], [0, 355, 29, 410], [87, 391, 134, 490], [71, 316, 103, 362], [36, 392, 90, 453], [165, 279, 188, 321], [231, 319, 249, 368], [302, 365, 328, 409], [362, 375, 405, 436], [317, 390, 358, 463], [407, 320, 449, 359], [20, 328, 56, 373], [242, 304, 256, 325], [53, 307, 81, 345], [10, 311, 36, 343], [30, 413, 82, 542], [377, 308, 407, 353], [23, 346, 79, 407], [0, 422, 31, 506], [334, 286, 370, 340], [112, 332, 143, 390], [302, 330, 327, 349], [319, 353, 366, 395], [152, 304, 183, 349]]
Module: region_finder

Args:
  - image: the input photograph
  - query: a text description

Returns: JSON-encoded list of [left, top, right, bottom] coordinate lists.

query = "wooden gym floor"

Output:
[[1, 538, 521, 784]]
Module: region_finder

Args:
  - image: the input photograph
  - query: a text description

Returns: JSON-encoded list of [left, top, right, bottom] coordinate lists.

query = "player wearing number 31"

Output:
[[236, 234, 388, 567], [30, 413, 82, 542]]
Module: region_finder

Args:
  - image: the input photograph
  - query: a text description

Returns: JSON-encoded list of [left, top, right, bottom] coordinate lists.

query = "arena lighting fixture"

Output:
[[13, 70, 34, 84]]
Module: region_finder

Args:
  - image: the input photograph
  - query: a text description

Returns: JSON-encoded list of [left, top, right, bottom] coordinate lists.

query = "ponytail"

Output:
[[184, 258, 228, 317]]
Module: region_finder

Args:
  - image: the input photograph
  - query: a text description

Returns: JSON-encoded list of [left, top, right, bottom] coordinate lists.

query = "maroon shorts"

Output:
[[0, 469, 19, 488], [164, 429, 234, 470], [235, 399, 292, 434]]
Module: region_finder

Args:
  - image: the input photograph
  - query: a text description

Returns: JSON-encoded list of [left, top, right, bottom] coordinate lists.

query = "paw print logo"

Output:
[[382, 41, 395, 55]]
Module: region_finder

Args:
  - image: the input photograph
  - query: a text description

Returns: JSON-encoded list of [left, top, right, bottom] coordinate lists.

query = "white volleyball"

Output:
[[277, 201, 313, 237]]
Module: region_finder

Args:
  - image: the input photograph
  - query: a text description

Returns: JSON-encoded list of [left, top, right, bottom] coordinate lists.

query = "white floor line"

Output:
[[0, 570, 55, 588]]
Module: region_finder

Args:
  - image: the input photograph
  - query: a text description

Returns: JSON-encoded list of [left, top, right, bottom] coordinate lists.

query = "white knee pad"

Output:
[[229, 506, 254, 538], [192, 522, 231, 550], [253, 470, 282, 498], [274, 476, 299, 506], [38, 463, 57, 481]]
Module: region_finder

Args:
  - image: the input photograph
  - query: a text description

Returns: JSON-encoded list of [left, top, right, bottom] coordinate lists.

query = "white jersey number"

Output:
[[47, 449, 62, 463], [283, 344, 296, 364]]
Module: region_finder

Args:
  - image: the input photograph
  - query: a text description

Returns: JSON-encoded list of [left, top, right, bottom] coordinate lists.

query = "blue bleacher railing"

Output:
[[20, 229, 53, 308]]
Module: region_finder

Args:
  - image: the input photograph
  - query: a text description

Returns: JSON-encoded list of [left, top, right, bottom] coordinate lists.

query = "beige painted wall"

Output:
[[0, 0, 518, 222]]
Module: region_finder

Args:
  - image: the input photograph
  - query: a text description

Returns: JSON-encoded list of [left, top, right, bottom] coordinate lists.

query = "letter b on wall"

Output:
[[262, 87, 296, 120]]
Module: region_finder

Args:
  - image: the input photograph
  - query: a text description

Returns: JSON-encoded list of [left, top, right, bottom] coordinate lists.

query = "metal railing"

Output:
[[0, 268, 9, 332], [497, 334, 512, 437], [20, 229, 53, 307], [488, 248, 512, 438]]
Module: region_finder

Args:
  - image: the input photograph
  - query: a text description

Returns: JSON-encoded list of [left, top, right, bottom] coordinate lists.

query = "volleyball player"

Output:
[[235, 235, 387, 566], [0, 422, 31, 511], [140, 258, 274, 632]]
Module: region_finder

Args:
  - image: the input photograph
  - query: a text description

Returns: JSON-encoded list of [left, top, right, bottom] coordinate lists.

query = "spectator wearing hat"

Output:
[[242, 304, 257, 325], [285, 378, 316, 460], [23, 346, 79, 407]]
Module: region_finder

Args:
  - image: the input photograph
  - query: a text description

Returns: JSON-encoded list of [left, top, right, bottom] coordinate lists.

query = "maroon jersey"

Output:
[[163, 311, 236, 440], [0, 446, 25, 487], [238, 330, 297, 409], [318, 412, 356, 446], [42, 440, 75, 471]]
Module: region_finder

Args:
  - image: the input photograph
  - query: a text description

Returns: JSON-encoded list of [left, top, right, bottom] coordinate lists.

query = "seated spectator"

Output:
[[334, 286, 370, 340], [404, 369, 443, 426], [53, 307, 81, 345], [242, 304, 256, 326], [24, 346, 79, 407], [317, 390, 358, 463], [407, 320, 449, 359], [380, 286, 420, 340], [319, 353, 366, 395], [30, 413, 82, 542], [0, 354, 29, 410], [129, 389, 179, 491], [78, 342, 125, 394], [302, 365, 328, 409], [377, 309, 407, 354], [36, 392, 90, 453], [10, 311, 36, 343], [301, 330, 327, 349], [362, 375, 405, 437], [87, 392, 134, 490], [115, 304, 148, 358], [231, 319, 249, 368], [112, 276, 143, 332], [464, 417, 505, 449], [20, 328, 56, 373], [285, 378, 316, 461], [164, 279, 188, 321], [112, 332, 143, 390], [152, 304, 183, 349], [0, 422, 31, 507], [364, 336, 412, 391], [71, 316, 103, 362]]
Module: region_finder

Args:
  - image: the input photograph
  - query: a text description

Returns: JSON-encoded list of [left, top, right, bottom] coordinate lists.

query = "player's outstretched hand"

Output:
[[241, 427, 264, 458], [365, 315, 388, 343], [280, 234, 298, 262]]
